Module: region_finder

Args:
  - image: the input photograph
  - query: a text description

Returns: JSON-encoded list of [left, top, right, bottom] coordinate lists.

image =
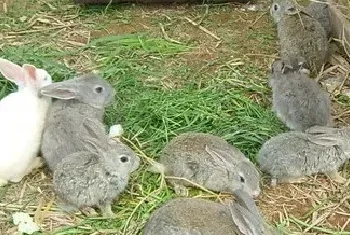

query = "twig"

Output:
[[197, 4, 209, 25], [336, 71, 350, 95], [159, 23, 182, 44], [250, 12, 267, 27], [184, 17, 221, 41], [8, 24, 79, 35]]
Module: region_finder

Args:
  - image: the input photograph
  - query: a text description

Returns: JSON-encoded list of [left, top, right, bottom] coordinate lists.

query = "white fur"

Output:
[[108, 124, 124, 139], [0, 63, 52, 184]]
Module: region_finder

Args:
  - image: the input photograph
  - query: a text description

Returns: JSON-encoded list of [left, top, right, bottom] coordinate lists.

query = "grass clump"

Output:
[[108, 73, 285, 160]]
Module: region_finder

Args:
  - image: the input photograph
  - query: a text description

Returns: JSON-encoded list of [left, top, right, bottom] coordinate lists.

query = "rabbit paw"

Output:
[[173, 184, 189, 197], [326, 171, 347, 184], [99, 204, 117, 218], [280, 176, 307, 184], [26, 157, 43, 174], [81, 207, 99, 217], [57, 202, 80, 214], [0, 178, 8, 187]]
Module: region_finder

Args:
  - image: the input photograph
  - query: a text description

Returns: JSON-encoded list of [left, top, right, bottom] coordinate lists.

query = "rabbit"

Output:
[[143, 189, 279, 235], [39, 73, 116, 171], [269, 59, 331, 131], [270, 0, 329, 72], [257, 125, 350, 186], [0, 58, 52, 186], [306, 0, 331, 38], [150, 133, 261, 198], [53, 131, 140, 218]]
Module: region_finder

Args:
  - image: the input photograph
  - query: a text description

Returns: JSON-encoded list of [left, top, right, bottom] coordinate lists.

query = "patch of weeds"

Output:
[[106, 75, 285, 160], [247, 31, 275, 48], [86, 34, 192, 80]]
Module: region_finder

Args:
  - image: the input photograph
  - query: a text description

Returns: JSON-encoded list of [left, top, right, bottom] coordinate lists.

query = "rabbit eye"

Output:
[[240, 176, 245, 183], [120, 156, 129, 163], [95, 86, 104, 94], [273, 4, 278, 11]]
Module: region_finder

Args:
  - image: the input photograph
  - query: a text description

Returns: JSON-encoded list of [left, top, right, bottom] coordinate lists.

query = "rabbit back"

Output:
[[271, 0, 329, 71], [306, 0, 331, 38], [159, 133, 260, 197], [0, 88, 51, 182], [143, 198, 239, 235], [257, 131, 347, 180], [41, 104, 106, 171], [270, 61, 331, 131]]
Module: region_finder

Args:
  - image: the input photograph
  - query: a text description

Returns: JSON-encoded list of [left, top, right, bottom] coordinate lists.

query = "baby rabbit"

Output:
[[143, 189, 278, 235], [39, 73, 115, 171], [53, 132, 140, 217], [0, 58, 52, 186], [270, 0, 329, 72], [269, 60, 331, 131], [257, 126, 350, 185], [150, 133, 261, 198], [306, 0, 331, 38]]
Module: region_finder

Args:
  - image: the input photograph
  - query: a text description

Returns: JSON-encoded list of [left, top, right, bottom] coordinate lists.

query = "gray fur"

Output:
[[270, 0, 329, 72], [143, 189, 278, 235], [269, 59, 331, 131], [257, 126, 350, 184], [306, 0, 331, 38], [53, 137, 140, 217], [40, 73, 115, 171], [158, 133, 261, 197]]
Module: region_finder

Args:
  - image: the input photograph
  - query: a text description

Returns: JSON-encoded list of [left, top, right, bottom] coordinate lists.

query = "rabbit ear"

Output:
[[82, 118, 108, 142], [40, 82, 78, 100], [281, 62, 294, 74], [82, 137, 107, 156], [22, 64, 37, 80], [205, 145, 237, 169], [228, 203, 263, 235], [308, 134, 342, 146], [286, 7, 299, 15], [306, 126, 337, 134], [233, 189, 263, 223], [0, 58, 26, 85]]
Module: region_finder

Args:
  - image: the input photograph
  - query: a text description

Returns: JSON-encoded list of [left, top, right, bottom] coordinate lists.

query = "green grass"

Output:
[[0, 33, 285, 234]]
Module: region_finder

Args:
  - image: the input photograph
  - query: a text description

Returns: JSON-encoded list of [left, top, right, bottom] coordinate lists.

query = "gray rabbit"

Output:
[[39, 73, 115, 171], [257, 126, 350, 185], [150, 133, 261, 198], [306, 0, 331, 38], [143, 189, 279, 235], [53, 135, 140, 217], [270, 0, 329, 72], [269, 59, 331, 131]]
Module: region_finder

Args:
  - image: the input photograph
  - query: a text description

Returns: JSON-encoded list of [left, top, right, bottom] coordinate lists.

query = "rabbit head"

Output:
[[206, 146, 261, 198], [39, 73, 115, 109], [107, 139, 140, 173], [0, 58, 52, 92], [270, 0, 298, 23], [83, 137, 140, 176], [270, 59, 310, 83]]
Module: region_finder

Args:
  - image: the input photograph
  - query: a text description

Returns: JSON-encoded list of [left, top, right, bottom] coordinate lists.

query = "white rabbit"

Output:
[[0, 58, 52, 186]]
